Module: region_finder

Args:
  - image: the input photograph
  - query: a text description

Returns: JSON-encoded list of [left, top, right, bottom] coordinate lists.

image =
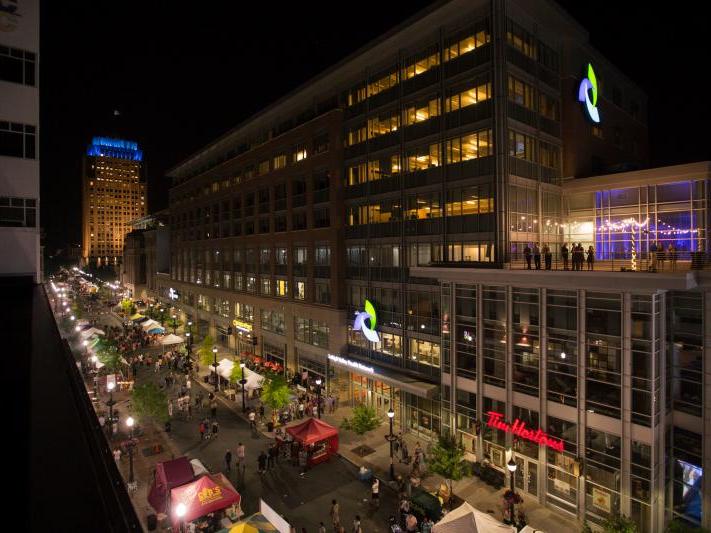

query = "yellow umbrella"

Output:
[[228, 513, 279, 533]]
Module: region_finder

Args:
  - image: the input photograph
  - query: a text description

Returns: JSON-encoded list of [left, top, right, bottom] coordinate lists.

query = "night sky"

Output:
[[40, 1, 711, 253]]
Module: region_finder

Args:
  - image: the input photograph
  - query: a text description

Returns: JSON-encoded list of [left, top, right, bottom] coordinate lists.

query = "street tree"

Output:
[[120, 298, 133, 316], [427, 433, 471, 506], [131, 383, 169, 424], [666, 521, 710, 533], [198, 335, 216, 367], [583, 514, 638, 533], [340, 404, 380, 455], [260, 371, 290, 426], [95, 338, 121, 372]]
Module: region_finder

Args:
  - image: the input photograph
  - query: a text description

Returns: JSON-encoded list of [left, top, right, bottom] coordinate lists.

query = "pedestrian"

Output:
[[225, 449, 232, 472], [330, 500, 340, 532], [543, 243, 552, 270], [212, 419, 219, 437], [236, 442, 246, 473], [650, 241, 658, 271], [318, 522, 326, 533], [399, 499, 410, 528], [248, 409, 256, 430], [421, 515, 434, 533], [168, 400, 174, 418], [533, 242, 541, 270], [401, 440, 409, 464], [669, 243, 678, 271], [405, 513, 418, 532], [352, 515, 362, 533], [210, 398, 217, 420], [312, 404, 318, 418], [371, 478, 380, 508], [113, 448, 122, 462], [523, 244, 532, 269], [258, 451, 267, 474], [561, 243, 569, 270], [298, 402, 305, 419], [657, 242, 666, 270], [587, 245, 595, 271], [259, 403, 265, 421], [199, 420, 206, 441]]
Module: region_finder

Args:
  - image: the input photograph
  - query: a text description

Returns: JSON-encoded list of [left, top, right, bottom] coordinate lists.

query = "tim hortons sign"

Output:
[[486, 411, 565, 452]]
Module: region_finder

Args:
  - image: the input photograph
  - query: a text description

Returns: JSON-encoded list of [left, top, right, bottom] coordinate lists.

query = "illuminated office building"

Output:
[[162, 1, 711, 529], [81, 137, 146, 267]]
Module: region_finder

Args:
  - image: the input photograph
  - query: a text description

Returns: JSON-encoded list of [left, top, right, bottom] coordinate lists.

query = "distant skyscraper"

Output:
[[0, 0, 40, 282], [82, 137, 146, 267]]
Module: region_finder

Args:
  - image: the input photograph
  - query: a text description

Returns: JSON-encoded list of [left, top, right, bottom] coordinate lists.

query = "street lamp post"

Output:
[[212, 346, 219, 392], [315, 378, 322, 419], [172, 314, 177, 334], [386, 408, 396, 480], [185, 332, 192, 355], [507, 454, 518, 527], [106, 381, 116, 435], [175, 503, 187, 533], [126, 416, 135, 484], [160, 308, 165, 326], [239, 362, 247, 413]]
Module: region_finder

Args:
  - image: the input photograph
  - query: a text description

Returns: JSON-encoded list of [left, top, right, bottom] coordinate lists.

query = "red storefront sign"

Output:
[[486, 411, 565, 452]]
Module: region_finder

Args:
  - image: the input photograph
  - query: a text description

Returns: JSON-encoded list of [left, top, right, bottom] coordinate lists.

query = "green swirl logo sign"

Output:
[[353, 299, 379, 343], [578, 63, 601, 124]]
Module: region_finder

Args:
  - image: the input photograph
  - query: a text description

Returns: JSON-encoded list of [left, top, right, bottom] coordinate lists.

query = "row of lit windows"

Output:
[[509, 130, 561, 169], [346, 184, 494, 225], [347, 81, 491, 146], [508, 75, 560, 121], [347, 25, 491, 106]]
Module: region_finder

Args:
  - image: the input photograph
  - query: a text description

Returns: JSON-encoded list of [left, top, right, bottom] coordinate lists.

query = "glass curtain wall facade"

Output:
[[436, 280, 701, 531]]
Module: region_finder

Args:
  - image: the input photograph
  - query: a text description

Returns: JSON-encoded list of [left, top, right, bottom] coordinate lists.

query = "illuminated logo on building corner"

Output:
[[578, 63, 601, 124], [353, 299, 380, 343]]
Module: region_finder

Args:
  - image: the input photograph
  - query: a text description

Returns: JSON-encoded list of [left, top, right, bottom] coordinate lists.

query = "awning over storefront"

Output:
[[327, 354, 439, 398]]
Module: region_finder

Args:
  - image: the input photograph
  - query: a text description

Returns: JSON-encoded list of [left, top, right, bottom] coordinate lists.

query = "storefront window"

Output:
[[374, 332, 402, 358], [546, 416, 578, 514], [482, 397, 506, 467], [585, 428, 621, 525], [670, 427, 703, 525], [455, 389, 476, 455]]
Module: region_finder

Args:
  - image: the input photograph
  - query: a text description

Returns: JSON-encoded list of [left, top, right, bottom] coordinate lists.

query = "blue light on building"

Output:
[[86, 137, 143, 161]]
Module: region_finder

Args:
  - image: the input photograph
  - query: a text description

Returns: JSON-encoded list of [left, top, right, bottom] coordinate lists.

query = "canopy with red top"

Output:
[[285, 417, 339, 465], [170, 473, 240, 527], [148, 456, 195, 514]]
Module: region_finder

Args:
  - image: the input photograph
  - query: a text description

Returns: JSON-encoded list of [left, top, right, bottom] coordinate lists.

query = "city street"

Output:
[[70, 301, 399, 532]]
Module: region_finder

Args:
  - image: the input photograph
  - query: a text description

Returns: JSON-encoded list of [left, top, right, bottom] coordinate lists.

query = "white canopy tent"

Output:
[[216, 358, 234, 380], [160, 334, 184, 346], [432, 502, 515, 533], [519, 527, 545, 533], [141, 319, 161, 331], [190, 458, 209, 477], [242, 368, 265, 391], [80, 327, 105, 338]]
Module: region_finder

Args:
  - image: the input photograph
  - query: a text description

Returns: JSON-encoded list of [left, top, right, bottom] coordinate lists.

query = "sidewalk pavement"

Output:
[[193, 363, 580, 533]]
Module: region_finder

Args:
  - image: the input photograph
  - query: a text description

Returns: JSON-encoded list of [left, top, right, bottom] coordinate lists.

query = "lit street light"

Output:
[[172, 314, 177, 334], [315, 377, 322, 419], [126, 416, 136, 484], [212, 346, 219, 392], [106, 381, 116, 435], [386, 408, 396, 479], [507, 454, 518, 526], [175, 503, 187, 533], [239, 361, 247, 412]]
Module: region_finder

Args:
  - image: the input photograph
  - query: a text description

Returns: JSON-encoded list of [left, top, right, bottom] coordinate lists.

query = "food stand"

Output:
[[285, 417, 339, 466], [170, 473, 242, 530], [148, 456, 195, 515]]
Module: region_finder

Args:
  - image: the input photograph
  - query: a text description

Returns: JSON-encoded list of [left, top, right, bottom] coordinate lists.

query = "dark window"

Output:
[[313, 133, 329, 154], [314, 207, 330, 228], [292, 211, 307, 230], [0, 196, 37, 227], [0, 122, 35, 159], [275, 215, 287, 232], [0, 45, 36, 86]]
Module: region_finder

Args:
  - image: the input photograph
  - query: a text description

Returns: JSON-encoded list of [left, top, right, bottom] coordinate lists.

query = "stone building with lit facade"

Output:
[[161, 0, 711, 530], [81, 137, 146, 268]]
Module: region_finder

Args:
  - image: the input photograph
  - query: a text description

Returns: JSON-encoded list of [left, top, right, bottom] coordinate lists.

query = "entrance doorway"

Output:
[[514, 456, 538, 497]]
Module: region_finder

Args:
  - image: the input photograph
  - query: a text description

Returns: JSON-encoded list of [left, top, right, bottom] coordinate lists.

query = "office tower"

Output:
[[81, 137, 146, 267]]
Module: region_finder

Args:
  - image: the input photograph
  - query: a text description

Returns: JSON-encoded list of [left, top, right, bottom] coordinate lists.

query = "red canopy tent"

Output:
[[170, 473, 241, 528], [148, 456, 195, 514], [286, 417, 339, 466]]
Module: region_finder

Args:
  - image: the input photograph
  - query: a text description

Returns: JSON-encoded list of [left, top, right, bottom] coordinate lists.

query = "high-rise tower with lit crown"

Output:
[[81, 137, 146, 267]]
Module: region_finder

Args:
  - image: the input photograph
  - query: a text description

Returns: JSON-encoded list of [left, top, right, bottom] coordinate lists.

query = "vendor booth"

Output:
[[130, 313, 146, 322], [285, 417, 338, 466], [148, 456, 195, 515], [160, 333, 184, 346], [432, 502, 515, 533], [80, 327, 105, 338], [141, 319, 161, 331], [225, 512, 280, 533], [170, 473, 242, 530]]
